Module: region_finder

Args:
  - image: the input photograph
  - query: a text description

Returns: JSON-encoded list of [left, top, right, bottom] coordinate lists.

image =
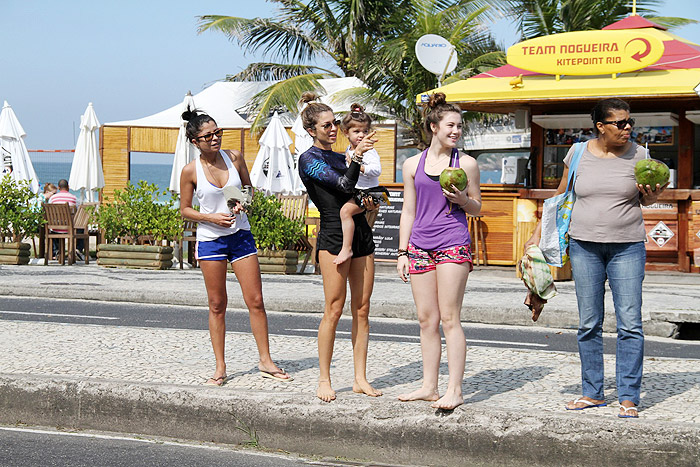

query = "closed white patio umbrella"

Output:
[[290, 108, 313, 194], [169, 92, 199, 193], [0, 101, 39, 193], [249, 112, 296, 195], [69, 103, 104, 202]]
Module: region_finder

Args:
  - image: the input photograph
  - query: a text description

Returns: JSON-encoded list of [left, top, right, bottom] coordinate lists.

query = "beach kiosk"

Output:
[[419, 16, 700, 273]]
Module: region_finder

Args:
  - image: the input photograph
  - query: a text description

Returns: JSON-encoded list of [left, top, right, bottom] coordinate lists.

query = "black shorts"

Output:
[[317, 214, 375, 261]]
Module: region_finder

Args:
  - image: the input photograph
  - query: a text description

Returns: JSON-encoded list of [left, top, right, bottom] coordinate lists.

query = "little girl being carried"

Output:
[[334, 104, 381, 265]]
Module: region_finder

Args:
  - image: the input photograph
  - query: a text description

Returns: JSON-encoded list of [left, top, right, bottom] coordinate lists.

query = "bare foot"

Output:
[[431, 391, 464, 410], [353, 379, 383, 397], [333, 248, 353, 265], [317, 380, 336, 403], [565, 396, 606, 410], [398, 387, 439, 402]]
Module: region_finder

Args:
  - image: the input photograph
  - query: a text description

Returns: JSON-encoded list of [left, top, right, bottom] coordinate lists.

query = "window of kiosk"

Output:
[[474, 150, 530, 185], [544, 126, 677, 188]]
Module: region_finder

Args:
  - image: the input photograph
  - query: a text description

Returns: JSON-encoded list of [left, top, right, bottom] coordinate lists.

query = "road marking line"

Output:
[[0, 311, 119, 320], [0, 426, 306, 461], [465, 338, 548, 348], [286, 328, 548, 347], [0, 426, 222, 450]]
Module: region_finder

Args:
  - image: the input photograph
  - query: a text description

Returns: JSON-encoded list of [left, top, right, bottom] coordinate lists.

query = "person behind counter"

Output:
[[179, 108, 290, 386], [396, 92, 482, 410], [524, 98, 668, 418], [297, 92, 381, 402]]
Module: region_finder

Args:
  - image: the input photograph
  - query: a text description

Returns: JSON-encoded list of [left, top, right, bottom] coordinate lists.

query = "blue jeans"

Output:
[[569, 238, 646, 405]]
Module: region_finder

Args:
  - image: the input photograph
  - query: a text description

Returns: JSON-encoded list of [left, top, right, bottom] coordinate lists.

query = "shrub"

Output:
[[90, 180, 183, 244], [0, 175, 42, 242], [247, 192, 304, 250]]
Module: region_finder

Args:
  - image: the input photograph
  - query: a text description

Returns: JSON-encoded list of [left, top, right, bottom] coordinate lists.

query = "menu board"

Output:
[[372, 190, 403, 260]]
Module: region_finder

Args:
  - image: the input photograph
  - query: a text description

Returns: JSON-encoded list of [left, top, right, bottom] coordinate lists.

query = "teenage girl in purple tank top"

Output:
[[396, 93, 482, 410]]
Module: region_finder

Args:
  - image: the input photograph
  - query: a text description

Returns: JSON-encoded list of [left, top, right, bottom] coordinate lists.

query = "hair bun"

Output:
[[350, 103, 364, 113], [427, 92, 447, 109], [300, 91, 318, 104], [181, 106, 198, 122]]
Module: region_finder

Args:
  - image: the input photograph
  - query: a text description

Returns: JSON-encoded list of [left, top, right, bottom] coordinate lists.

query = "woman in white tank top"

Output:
[[179, 109, 291, 385]]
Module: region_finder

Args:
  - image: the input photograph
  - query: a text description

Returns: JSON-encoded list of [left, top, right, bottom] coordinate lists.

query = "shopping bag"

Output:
[[519, 244, 557, 321], [539, 142, 585, 267]]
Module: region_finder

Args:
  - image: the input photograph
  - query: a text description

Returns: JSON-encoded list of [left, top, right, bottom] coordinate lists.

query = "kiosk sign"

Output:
[[648, 221, 675, 247], [507, 30, 664, 76]]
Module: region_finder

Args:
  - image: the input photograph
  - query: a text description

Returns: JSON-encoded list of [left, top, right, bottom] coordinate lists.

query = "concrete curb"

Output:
[[1, 374, 698, 466]]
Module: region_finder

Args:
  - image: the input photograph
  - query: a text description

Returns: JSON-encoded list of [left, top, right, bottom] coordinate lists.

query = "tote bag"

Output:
[[539, 142, 585, 267]]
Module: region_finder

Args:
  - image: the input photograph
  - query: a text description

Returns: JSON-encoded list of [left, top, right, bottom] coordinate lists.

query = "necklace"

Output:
[[201, 154, 222, 186], [426, 154, 449, 168]]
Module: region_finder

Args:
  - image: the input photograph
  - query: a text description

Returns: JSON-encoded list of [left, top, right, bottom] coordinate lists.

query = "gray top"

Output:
[[564, 141, 646, 243]]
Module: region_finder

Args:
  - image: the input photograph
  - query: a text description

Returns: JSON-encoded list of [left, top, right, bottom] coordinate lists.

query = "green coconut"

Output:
[[439, 167, 468, 192], [634, 159, 670, 190]]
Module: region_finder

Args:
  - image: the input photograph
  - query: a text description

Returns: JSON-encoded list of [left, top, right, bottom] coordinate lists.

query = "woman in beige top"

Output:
[[525, 98, 668, 419]]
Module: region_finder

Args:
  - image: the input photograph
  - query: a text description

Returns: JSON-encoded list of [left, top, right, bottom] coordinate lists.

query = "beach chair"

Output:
[[178, 220, 198, 269], [43, 203, 88, 265], [276, 193, 319, 274], [73, 203, 100, 262], [77, 202, 102, 247]]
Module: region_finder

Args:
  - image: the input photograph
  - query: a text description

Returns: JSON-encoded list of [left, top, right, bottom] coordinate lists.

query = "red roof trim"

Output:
[[602, 15, 667, 31]]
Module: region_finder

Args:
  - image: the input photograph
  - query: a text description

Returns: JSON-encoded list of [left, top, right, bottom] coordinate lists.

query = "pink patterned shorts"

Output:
[[408, 243, 473, 274]]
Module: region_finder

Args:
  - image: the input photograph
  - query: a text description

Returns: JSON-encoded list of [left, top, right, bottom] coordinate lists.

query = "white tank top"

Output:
[[195, 150, 250, 241]]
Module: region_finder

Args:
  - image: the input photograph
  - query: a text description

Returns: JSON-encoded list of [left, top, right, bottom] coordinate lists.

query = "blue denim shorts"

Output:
[[196, 229, 257, 263]]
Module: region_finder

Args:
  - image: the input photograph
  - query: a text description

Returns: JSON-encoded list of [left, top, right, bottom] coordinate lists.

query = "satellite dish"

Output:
[[415, 34, 458, 76]]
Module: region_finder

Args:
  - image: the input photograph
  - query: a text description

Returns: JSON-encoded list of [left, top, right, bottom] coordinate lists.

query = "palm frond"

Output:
[[245, 74, 331, 133], [646, 16, 699, 31], [197, 15, 253, 39], [198, 15, 324, 63], [226, 63, 339, 82]]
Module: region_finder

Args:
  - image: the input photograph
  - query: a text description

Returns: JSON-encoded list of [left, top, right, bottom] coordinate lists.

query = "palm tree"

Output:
[[197, 0, 505, 136], [197, 0, 408, 130], [359, 0, 507, 147], [505, 0, 697, 40]]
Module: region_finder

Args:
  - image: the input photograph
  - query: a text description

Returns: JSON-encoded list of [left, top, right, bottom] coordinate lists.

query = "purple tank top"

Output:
[[409, 149, 471, 250]]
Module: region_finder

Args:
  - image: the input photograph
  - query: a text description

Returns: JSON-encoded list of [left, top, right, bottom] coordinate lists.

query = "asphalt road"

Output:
[[0, 425, 366, 467], [1, 296, 698, 359]]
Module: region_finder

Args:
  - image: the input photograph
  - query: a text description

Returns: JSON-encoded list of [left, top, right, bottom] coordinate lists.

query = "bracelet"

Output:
[[350, 150, 364, 164], [397, 248, 409, 258]]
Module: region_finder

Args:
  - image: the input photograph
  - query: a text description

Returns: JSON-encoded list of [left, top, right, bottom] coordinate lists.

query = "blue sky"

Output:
[[1, 0, 698, 153]]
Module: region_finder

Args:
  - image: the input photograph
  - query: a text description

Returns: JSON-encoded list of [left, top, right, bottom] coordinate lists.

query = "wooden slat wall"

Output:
[[374, 126, 397, 184], [101, 123, 397, 198], [221, 129, 244, 156], [243, 129, 262, 170], [101, 126, 130, 201], [480, 195, 518, 265], [130, 127, 179, 153], [130, 127, 243, 156]]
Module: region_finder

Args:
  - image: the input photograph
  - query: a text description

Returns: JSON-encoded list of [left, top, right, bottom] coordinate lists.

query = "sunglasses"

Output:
[[195, 128, 224, 142], [318, 120, 340, 131], [601, 118, 635, 129]]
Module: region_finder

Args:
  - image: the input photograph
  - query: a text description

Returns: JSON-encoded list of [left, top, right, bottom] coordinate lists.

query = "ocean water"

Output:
[[31, 161, 173, 200]]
